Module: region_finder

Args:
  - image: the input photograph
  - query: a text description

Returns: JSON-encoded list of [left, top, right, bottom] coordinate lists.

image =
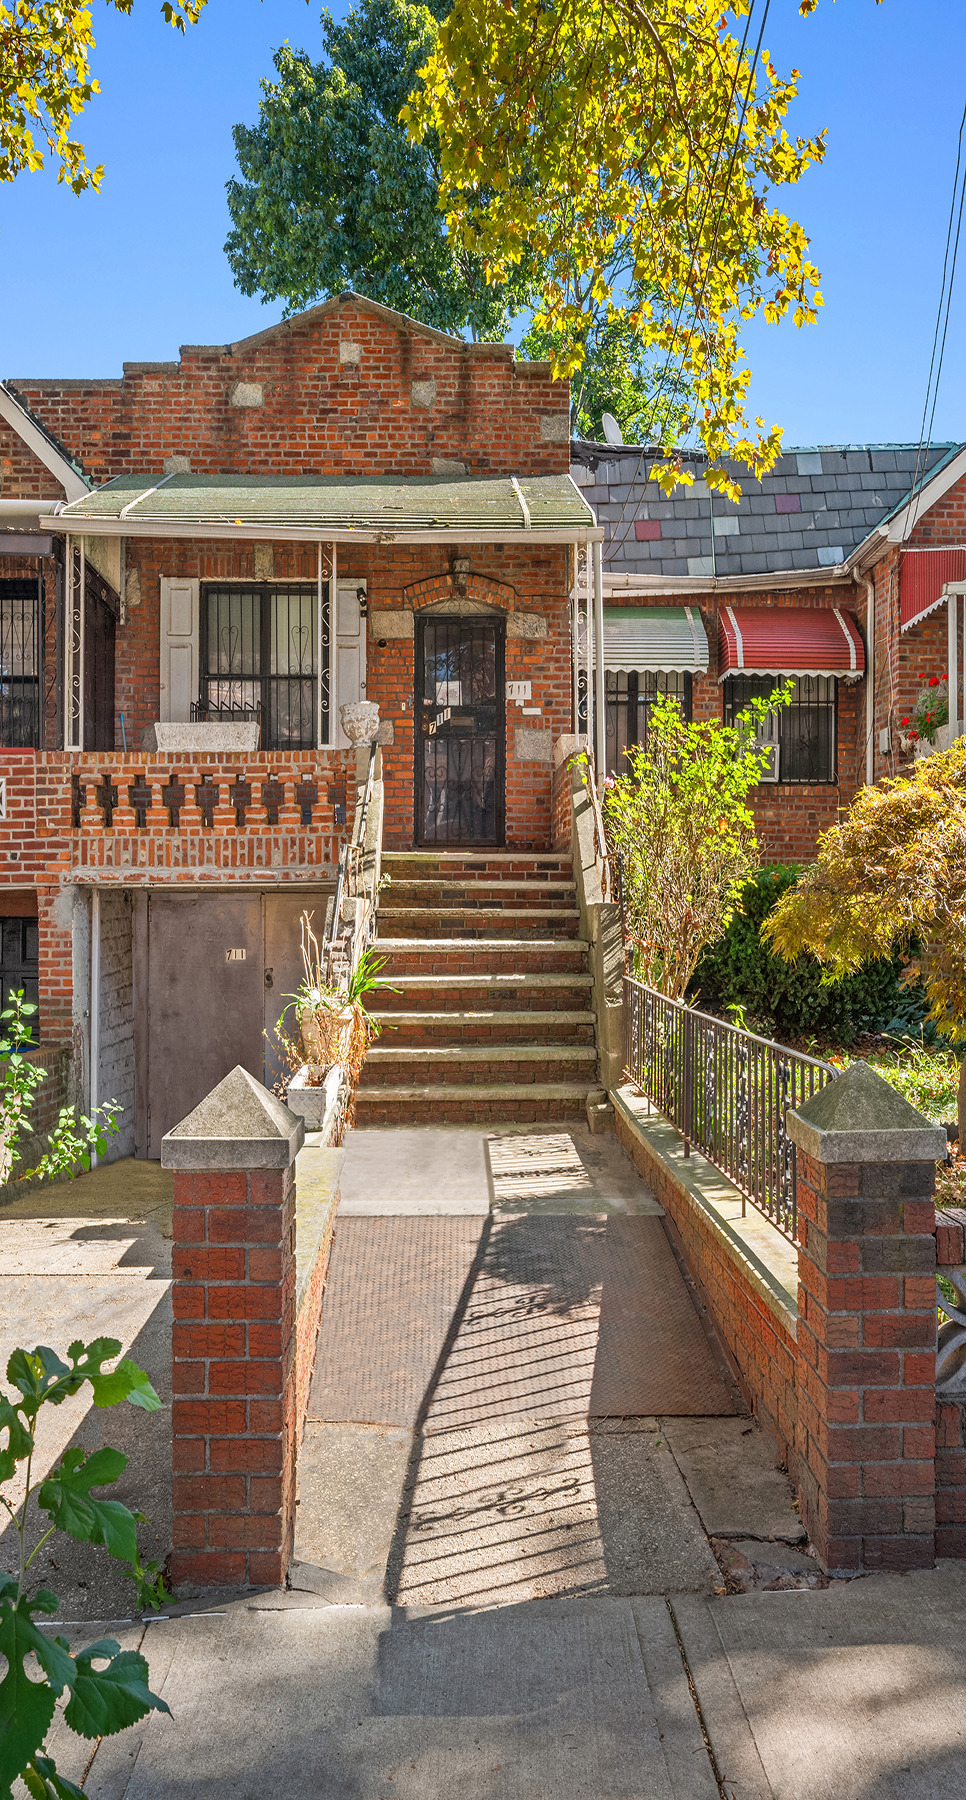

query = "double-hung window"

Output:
[[199, 585, 322, 750], [0, 579, 41, 749]]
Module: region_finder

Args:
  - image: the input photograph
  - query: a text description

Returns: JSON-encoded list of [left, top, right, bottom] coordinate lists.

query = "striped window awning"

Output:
[[579, 606, 709, 672], [717, 605, 865, 683], [899, 548, 966, 631]]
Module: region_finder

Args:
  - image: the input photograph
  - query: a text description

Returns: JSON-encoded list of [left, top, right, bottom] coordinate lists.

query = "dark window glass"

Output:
[[199, 586, 321, 750], [0, 580, 41, 749], [604, 670, 692, 775], [722, 675, 837, 784], [0, 917, 39, 1036]]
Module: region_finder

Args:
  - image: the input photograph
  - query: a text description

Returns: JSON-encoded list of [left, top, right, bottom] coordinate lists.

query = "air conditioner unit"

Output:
[[755, 714, 781, 783]]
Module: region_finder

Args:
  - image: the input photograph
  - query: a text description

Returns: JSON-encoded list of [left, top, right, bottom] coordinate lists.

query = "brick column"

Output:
[[162, 1064, 304, 1591], [789, 1062, 946, 1574]]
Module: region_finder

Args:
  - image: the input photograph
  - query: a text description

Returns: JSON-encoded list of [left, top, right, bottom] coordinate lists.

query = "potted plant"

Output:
[[898, 673, 952, 755], [273, 912, 396, 1136]]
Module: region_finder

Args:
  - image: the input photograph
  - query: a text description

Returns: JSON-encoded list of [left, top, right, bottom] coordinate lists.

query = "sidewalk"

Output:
[[7, 1128, 966, 1797]]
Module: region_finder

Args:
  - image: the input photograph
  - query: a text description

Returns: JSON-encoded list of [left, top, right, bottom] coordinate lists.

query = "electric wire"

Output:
[[904, 91, 966, 534]]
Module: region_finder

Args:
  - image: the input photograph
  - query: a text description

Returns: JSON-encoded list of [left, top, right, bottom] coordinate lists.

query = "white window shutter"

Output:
[[334, 579, 367, 746], [159, 577, 199, 723]]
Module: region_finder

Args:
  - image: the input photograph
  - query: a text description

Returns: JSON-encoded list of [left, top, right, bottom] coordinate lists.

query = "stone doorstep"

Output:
[[369, 1010, 596, 1025], [378, 907, 582, 923], [384, 879, 577, 894], [611, 1085, 798, 1341]]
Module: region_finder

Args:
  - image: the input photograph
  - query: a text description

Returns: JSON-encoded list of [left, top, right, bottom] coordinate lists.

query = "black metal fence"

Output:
[[623, 975, 837, 1241]]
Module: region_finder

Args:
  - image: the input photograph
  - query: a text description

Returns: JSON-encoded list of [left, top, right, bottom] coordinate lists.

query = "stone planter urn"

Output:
[[340, 701, 380, 744], [914, 720, 956, 759]]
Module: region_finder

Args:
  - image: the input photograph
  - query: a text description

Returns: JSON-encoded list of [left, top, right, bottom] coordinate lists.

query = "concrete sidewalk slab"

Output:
[[86, 1596, 719, 1800], [392, 1420, 720, 1607], [661, 1417, 804, 1543], [0, 1159, 173, 1620], [674, 1565, 966, 1799], [337, 1122, 664, 1216]]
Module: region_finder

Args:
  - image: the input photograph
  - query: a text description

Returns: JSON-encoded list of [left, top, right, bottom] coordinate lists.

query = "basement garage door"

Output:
[[136, 889, 330, 1158]]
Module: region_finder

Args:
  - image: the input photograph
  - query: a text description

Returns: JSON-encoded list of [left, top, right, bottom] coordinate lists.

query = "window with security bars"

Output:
[[199, 586, 321, 750], [604, 670, 691, 775], [0, 579, 41, 749], [0, 918, 39, 1033], [722, 675, 837, 784]]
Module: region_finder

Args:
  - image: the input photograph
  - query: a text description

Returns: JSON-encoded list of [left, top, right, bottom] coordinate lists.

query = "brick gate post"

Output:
[[162, 1064, 305, 1590], [788, 1062, 946, 1574]]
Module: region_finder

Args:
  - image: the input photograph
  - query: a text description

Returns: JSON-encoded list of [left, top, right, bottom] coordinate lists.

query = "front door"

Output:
[[415, 615, 505, 845]]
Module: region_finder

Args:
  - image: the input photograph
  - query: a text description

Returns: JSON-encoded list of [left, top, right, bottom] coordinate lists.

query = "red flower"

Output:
[[900, 717, 910, 726], [929, 676, 940, 688], [909, 729, 920, 740]]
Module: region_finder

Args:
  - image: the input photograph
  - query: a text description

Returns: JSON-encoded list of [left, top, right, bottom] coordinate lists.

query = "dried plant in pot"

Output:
[[275, 912, 397, 1132]]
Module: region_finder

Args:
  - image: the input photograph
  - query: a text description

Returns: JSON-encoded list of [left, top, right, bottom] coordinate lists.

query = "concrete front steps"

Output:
[[358, 850, 603, 1124]]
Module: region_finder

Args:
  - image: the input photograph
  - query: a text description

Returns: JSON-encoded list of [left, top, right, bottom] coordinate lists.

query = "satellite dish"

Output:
[[601, 412, 624, 446]]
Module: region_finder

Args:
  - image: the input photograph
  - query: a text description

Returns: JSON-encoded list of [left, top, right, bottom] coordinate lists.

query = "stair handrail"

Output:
[[582, 746, 613, 905], [326, 739, 381, 986]]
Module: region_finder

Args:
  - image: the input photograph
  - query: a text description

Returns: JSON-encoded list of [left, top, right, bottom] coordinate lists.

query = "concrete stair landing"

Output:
[[359, 850, 603, 1124]]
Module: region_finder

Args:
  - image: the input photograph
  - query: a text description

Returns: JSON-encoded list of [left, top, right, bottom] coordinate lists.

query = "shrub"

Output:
[[691, 865, 916, 1046]]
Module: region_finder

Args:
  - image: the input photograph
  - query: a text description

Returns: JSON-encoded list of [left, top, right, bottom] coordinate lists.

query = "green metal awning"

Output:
[[579, 606, 710, 673], [58, 472, 601, 545]]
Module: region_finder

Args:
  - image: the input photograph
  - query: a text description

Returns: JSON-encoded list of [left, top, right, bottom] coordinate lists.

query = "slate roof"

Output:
[[60, 471, 599, 541], [570, 441, 964, 580]]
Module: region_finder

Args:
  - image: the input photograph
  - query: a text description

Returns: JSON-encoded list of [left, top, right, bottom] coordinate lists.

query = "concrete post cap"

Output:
[[787, 1060, 947, 1166], [161, 1065, 305, 1171]]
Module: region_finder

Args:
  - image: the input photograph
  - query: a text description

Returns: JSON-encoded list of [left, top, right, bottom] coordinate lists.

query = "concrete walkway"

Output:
[[7, 1130, 966, 1796]]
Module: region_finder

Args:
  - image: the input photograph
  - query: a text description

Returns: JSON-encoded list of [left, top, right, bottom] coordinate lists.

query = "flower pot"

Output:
[[915, 720, 957, 759], [298, 996, 355, 1064], [285, 1062, 342, 1135]]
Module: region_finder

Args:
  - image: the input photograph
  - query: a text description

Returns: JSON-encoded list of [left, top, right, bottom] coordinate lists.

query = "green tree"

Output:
[[602, 685, 788, 999], [520, 311, 688, 444], [404, 0, 831, 495], [225, 0, 526, 339], [1, 0, 206, 192], [764, 740, 966, 1041]]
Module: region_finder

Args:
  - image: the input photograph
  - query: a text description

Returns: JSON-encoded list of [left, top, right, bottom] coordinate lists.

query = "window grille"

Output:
[[604, 670, 692, 775], [722, 675, 837, 784], [0, 579, 41, 749], [199, 586, 323, 750]]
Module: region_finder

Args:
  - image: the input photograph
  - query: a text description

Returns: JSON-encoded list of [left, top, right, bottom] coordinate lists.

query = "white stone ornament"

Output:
[[339, 701, 381, 744]]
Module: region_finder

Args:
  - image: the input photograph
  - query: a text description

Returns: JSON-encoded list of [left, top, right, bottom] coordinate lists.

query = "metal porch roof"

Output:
[[718, 605, 865, 682], [58, 472, 600, 544]]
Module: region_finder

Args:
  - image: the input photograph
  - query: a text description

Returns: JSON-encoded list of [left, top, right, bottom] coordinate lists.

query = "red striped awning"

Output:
[[899, 548, 966, 631], [717, 605, 865, 683]]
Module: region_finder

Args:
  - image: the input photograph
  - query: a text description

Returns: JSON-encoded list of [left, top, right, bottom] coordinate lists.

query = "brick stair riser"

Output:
[[385, 884, 576, 907], [355, 1094, 591, 1125], [375, 982, 593, 1014], [361, 1056, 595, 1089], [382, 858, 573, 882], [378, 946, 588, 976], [373, 1017, 596, 1046], [379, 914, 581, 941]]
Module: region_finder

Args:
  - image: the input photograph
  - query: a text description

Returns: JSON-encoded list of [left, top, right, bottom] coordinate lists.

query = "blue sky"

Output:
[[1, 0, 964, 449]]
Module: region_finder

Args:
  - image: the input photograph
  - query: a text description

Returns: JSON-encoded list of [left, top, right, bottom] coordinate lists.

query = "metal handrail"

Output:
[[623, 975, 837, 1242]]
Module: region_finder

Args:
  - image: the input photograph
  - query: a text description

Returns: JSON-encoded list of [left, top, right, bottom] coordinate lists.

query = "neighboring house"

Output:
[[570, 436, 966, 858]]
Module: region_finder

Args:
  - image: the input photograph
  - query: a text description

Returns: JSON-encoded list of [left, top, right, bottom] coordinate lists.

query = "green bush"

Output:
[[690, 866, 921, 1047]]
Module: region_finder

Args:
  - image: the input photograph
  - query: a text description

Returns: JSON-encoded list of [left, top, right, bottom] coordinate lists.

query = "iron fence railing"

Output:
[[623, 975, 837, 1242]]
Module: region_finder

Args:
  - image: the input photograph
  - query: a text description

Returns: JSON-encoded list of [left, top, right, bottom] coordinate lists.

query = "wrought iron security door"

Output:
[[416, 616, 504, 844]]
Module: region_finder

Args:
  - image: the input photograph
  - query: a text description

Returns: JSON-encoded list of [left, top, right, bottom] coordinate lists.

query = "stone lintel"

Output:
[[162, 1064, 304, 1170], [787, 1061, 947, 1167]]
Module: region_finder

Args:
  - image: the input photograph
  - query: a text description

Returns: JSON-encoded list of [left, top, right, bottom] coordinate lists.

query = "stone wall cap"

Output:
[[161, 1065, 305, 1169], [787, 1061, 947, 1166]]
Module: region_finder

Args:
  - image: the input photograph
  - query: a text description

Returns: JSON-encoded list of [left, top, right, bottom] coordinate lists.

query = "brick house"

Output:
[[571, 437, 966, 860], [0, 293, 599, 1147], [3, 290, 964, 1148]]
